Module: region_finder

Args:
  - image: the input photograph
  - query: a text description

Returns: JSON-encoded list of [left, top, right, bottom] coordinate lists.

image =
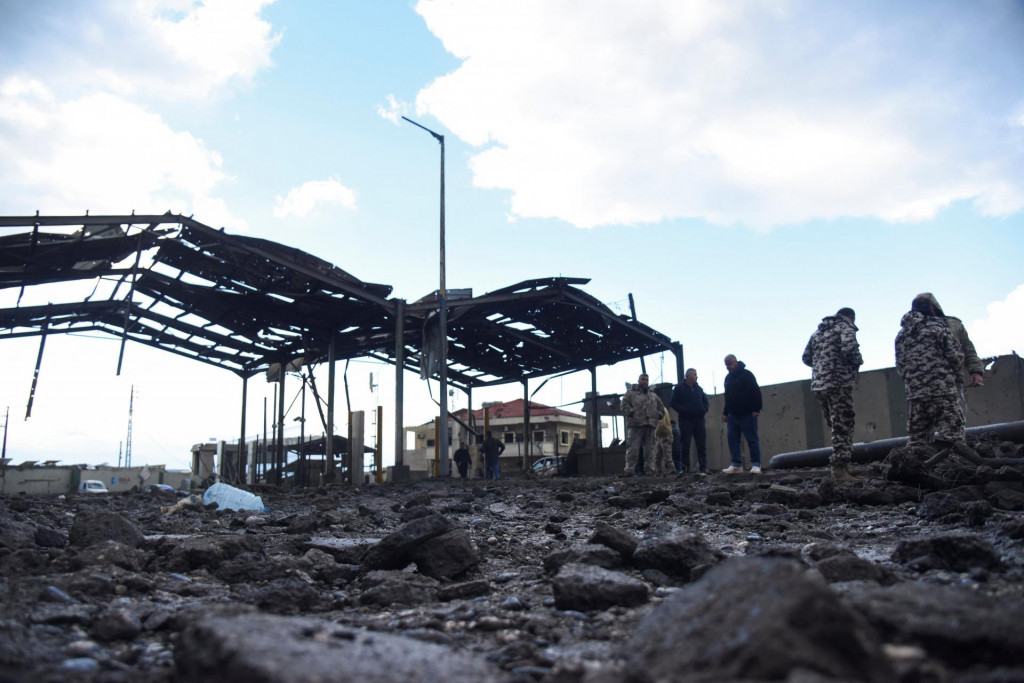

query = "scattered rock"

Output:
[[631, 527, 724, 579], [624, 556, 894, 682], [408, 529, 479, 579], [176, 612, 511, 682], [68, 510, 144, 548], [891, 534, 1002, 572], [588, 521, 639, 560], [849, 582, 1024, 667], [551, 563, 650, 611], [362, 514, 452, 570], [543, 543, 623, 575]]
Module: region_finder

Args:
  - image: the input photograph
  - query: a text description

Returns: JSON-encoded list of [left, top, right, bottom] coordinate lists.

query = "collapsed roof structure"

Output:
[[0, 213, 681, 480]]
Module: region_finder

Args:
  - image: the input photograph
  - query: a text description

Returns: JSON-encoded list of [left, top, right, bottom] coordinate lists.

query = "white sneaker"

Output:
[[721, 465, 742, 474], [750, 465, 762, 474]]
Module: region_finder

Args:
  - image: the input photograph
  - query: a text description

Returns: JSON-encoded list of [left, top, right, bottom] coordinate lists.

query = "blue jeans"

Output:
[[486, 457, 501, 479], [727, 413, 761, 467]]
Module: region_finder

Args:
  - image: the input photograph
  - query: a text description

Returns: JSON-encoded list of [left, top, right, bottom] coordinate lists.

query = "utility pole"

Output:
[[402, 115, 450, 477], [2, 406, 9, 461]]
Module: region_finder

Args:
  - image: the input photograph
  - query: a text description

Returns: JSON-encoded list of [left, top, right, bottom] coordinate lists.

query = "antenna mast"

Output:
[[125, 385, 134, 468]]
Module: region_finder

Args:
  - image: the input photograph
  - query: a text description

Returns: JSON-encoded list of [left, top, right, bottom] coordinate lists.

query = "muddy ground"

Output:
[[2, 452, 1024, 683]]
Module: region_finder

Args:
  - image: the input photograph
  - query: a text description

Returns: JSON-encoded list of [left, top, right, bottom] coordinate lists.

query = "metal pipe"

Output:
[[394, 299, 405, 476], [628, 293, 645, 375], [239, 375, 247, 485], [769, 421, 1024, 469], [327, 332, 335, 481]]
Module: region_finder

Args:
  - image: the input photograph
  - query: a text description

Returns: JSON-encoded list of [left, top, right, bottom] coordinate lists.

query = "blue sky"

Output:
[[0, 0, 1021, 471]]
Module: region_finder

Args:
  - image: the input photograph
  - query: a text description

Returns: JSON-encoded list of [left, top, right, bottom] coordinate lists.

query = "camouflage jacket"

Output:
[[621, 385, 665, 428], [895, 311, 963, 400], [802, 314, 863, 390], [946, 316, 984, 381]]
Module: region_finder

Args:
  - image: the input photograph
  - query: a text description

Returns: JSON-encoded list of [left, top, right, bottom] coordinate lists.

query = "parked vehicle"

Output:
[[530, 456, 566, 477], [78, 479, 109, 494], [142, 483, 176, 494]]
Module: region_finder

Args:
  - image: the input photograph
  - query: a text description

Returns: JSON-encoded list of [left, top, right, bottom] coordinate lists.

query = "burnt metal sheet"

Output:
[[0, 214, 676, 389], [0, 213, 395, 375], [395, 277, 674, 388]]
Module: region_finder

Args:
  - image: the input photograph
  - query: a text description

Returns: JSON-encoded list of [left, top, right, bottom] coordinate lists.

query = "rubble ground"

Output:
[[2, 462, 1024, 682]]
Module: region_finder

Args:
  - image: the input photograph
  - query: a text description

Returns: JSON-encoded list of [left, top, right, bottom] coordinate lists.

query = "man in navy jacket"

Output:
[[722, 354, 763, 474], [670, 368, 710, 474]]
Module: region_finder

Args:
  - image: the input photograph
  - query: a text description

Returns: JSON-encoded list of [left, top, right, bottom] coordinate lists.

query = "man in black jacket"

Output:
[[481, 431, 505, 480], [670, 368, 710, 475], [454, 442, 472, 480], [722, 354, 763, 474]]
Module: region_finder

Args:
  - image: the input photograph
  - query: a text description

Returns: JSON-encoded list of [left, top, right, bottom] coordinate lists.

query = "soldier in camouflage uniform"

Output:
[[914, 292, 985, 421], [621, 373, 665, 476], [895, 298, 965, 446], [802, 307, 863, 482]]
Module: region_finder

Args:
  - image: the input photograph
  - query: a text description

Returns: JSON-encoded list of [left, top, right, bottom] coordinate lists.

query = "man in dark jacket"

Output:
[[722, 354, 763, 474], [454, 442, 472, 480], [670, 368, 710, 475], [481, 431, 505, 480]]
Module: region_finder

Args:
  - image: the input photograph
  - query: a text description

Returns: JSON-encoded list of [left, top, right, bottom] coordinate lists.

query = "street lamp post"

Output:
[[402, 116, 450, 477]]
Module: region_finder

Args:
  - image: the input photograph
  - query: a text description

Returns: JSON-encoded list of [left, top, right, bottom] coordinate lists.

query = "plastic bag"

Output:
[[201, 483, 267, 512]]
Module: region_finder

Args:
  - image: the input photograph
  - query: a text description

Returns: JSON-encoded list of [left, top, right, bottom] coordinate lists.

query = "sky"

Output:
[[0, 0, 1022, 472]]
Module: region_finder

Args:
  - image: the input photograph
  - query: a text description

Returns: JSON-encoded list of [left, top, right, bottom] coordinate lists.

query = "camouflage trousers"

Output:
[[907, 394, 965, 446], [653, 434, 674, 474], [624, 426, 656, 475], [815, 385, 855, 467]]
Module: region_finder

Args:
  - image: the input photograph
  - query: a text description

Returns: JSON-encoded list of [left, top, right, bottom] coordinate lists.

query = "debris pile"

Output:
[[1, 467, 1023, 682]]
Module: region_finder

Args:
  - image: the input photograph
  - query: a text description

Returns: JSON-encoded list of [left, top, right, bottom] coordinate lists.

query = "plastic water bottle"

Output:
[[202, 483, 267, 512]]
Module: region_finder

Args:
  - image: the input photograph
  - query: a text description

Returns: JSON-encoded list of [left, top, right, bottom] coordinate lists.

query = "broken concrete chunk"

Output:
[[176, 612, 511, 682], [624, 556, 894, 682], [631, 527, 724, 579], [361, 514, 453, 571], [551, 563, 650, 611]]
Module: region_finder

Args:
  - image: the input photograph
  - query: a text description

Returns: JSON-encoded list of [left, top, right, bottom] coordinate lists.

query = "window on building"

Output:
[[533, 430, 545, 442], [426, 439, 435, 448], [572, 431, 581, 443], [503, 432, 515, 444], [560, 430, 570, 445]]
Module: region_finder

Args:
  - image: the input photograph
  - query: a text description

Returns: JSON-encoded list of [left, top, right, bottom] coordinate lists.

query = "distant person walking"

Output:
[[802, 308, 864, 482], [896, 297, 965, 447], [621, 373, 665, 476], [913, 292, 984, 420], [481, 431, 505, 480], [454, 442, 472, 480], [670, 368, 710, 475], [721, 355, 763, 474]]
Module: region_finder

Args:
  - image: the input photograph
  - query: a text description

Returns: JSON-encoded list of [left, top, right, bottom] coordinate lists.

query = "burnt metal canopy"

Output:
[[0, 214, 676, 388]]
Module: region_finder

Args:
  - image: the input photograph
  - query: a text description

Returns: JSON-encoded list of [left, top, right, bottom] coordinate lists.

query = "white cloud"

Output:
[[414, 0, 1024, 229], [0, 78, 247, 230], [377, 94, 409, 124], [1, 0, 281, 102], [0, 1, 280, 226], [273, 178, 358, 218], [969, 285, 1024, 358]]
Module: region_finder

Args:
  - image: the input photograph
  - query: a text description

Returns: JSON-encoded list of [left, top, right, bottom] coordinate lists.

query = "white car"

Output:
[[78, 479, 109, 494], [530, 456, 566, 477]]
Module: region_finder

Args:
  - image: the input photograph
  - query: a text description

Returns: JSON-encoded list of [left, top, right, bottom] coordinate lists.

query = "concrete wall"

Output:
[[686, 353, 1024, 471], [0, 465, 194, 496]]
